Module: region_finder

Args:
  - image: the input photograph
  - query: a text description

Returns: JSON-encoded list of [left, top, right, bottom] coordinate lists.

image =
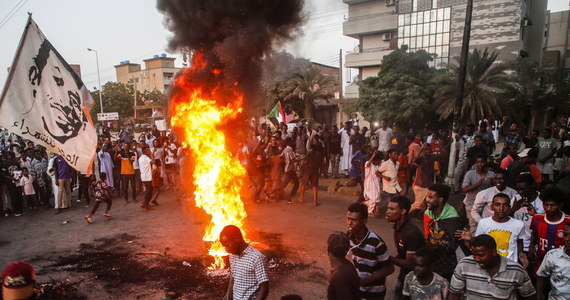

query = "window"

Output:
[[397, 6, 452, 68], [412, 0, 417, 11], [432, 0, 437, 9]]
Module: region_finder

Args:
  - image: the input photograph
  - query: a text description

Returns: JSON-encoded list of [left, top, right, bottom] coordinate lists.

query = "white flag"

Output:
[[0, 17, 97, 173]]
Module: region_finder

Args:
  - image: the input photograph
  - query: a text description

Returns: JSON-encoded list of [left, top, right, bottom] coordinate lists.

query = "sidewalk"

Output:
[[318, 177, 361, 196]]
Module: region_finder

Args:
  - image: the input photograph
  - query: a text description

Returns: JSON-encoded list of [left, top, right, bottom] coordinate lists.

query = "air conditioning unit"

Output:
[[386, 0, 395, 6], [382, 33, 392, 41], [521, 17, 532, 27]]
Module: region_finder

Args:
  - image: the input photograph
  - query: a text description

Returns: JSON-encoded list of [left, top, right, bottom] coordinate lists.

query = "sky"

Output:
[[0, 0, 356, 92], [0, 0, 567, 93]]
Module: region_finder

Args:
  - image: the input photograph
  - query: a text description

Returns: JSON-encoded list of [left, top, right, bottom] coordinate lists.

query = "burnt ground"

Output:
[[0, 178, 463, 299], [25, 231, 312, 300]]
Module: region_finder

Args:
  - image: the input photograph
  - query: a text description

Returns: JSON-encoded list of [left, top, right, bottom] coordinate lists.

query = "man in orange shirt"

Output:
[[117, 142, 137, 203]]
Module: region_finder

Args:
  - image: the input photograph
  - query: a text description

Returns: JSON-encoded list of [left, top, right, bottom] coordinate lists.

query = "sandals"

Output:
[[85, 216, 93, 224], [103, 213, 111, 217]]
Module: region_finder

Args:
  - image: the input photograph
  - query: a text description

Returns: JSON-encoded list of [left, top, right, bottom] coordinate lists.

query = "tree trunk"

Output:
[[529, 109, 537, 134], [303, 98, 314, 121]]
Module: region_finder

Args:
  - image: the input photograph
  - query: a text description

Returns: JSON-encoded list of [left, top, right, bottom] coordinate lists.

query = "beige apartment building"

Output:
[[343, 0, 398, 100], [114, 54, 180, 93]]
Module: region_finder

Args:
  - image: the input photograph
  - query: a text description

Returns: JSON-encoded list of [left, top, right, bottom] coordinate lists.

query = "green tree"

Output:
[[357, 47, 439, 126], [503, 57, 570, 133], [286, 66, 337, 120], [89, 82, 137, 122], [432, 48, 509, 123]]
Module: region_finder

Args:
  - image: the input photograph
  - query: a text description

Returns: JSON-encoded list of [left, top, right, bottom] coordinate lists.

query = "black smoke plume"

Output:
[[157, 0, 304, 112]]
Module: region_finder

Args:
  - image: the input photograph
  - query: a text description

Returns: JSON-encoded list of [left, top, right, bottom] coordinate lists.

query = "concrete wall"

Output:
[[544, 10, 570, 70]]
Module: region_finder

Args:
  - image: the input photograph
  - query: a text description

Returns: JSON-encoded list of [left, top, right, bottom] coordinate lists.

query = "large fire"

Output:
[[170, 53, 248, 269]]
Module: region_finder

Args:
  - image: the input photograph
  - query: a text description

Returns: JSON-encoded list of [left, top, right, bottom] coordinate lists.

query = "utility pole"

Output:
[[447, 0, 473, 189], [453, 0, 473, 134], [338, 49, 343, 127]]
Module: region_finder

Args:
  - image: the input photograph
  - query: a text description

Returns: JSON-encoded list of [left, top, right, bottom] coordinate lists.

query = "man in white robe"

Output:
[[338, 121, 354, 175]]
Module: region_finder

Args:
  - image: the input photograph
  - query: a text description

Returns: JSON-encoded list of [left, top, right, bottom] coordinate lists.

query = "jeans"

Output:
[[78, 174, 91, 205], [142, 181, 153, 206], [330, 153, 341, 176], [122, 174, 136, 201]]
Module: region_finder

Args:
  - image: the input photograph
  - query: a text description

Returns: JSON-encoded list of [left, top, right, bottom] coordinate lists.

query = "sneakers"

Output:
[[85, 216, 93, 224]]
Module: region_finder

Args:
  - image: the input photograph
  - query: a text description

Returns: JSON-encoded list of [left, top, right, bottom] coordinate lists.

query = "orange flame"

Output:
[[170, 54, 248, 269]]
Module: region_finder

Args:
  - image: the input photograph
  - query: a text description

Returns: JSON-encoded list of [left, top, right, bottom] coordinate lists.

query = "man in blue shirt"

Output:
[[335, 145, 372, 202]]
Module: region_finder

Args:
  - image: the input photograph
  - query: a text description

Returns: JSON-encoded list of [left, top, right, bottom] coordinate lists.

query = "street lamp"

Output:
[[87, 48, 103, 113]]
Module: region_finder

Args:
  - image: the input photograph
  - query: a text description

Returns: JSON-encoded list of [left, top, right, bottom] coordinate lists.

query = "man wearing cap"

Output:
[[220, 225, 269, 300], [507, 148, 542, 188], [1, 261, 36, 300], [327, 232, 360, 300]]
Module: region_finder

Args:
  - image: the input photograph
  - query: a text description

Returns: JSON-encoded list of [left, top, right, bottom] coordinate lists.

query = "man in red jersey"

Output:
[[529, 187, 570, 271]]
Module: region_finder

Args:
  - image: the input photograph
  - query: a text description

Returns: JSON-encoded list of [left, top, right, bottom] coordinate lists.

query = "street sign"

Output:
[[97, 112, 119, 121]]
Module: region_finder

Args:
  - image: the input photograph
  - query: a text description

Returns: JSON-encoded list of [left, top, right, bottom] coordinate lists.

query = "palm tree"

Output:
[[287, 66, 337, 120], [432, 48, 510, 123]]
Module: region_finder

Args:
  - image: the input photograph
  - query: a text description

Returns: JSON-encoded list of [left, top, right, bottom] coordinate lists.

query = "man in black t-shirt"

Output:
[[329, 126, 342, 178], [350, 126, 366, 153], [466, 135, 488, 170], [386, 195, 425, 300]]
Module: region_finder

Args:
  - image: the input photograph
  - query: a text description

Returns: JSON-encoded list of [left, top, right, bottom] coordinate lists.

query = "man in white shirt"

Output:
[[471, 169, 518, 225], [510, 173, 544, 253], [458, 193, 527, 266], [375, 120, 392, 153], [138, 145, 153, 211], [377, 148, 401, 214]]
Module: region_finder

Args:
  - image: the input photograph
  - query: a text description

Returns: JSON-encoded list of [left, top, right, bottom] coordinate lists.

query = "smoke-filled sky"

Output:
[[0, 0, 355, 93]]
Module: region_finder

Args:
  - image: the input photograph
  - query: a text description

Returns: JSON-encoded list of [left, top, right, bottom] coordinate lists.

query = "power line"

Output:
[[0, 0, 30, 30], [0, 0, 25, 25]]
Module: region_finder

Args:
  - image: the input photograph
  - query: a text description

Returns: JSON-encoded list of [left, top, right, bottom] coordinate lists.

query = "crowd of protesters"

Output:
[[2, 115, 570, 300], [239, 116, 570, 299], [0, 122, 185, 223]]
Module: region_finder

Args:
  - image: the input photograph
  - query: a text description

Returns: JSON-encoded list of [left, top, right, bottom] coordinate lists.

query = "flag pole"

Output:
[[0, 13, 33, 106]]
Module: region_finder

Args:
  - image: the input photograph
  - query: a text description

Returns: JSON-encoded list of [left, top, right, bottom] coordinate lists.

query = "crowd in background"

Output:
[[241, 115, 570, 299], [0, 122, 185, 220], [2, 114, 570, 299]]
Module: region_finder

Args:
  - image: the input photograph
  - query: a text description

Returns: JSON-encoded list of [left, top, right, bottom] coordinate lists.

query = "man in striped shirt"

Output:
[[346, 203, 394, 299], [449, 234, 536, 300]]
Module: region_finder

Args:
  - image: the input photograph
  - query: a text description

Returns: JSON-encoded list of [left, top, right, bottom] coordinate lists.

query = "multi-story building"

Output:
[[114, 54, 180, 93], [343, 0, 398, 101], [343, 0, 547, 100], [543, 10, 570, 78]]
